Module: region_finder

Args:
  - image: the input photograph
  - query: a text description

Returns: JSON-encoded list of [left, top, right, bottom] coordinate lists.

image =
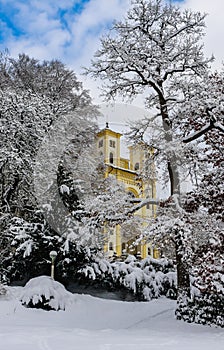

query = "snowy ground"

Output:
[[0, 287, 223, 350]]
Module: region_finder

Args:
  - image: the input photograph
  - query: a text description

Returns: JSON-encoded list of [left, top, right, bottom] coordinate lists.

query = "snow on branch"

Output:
[[102, 197, 160, 224], [182, 122, 213, 143], [182, 117, 224, 144], [214, 122, 224, 133], [167, 15, 206, 43]]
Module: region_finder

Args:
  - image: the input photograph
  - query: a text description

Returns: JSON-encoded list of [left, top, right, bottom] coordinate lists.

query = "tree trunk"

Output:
[[159, 93, 180, 196], [175, 240, 191, 297], [159, 94, 190, 296]]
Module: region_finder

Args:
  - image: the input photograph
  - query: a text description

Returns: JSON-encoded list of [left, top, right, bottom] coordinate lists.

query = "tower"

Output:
[[97, 122, 122, 167]]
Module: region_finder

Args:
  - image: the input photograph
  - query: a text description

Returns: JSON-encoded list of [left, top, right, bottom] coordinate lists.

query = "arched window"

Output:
[[127, 191, 135, 199], [109, 152, 114, 164]]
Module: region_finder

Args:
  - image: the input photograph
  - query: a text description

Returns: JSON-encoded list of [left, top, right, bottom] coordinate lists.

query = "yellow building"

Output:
[[96, 123, 159, 259]]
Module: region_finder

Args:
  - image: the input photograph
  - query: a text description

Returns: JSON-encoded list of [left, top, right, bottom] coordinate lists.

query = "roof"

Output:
[[97, 123, 123, 138]]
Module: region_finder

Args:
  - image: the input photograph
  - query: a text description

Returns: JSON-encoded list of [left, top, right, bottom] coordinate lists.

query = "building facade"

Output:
[[96, 124, 159, 259]]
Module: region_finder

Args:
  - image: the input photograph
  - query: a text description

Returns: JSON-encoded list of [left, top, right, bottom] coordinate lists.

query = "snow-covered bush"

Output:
[[176, 232, 224, 327], [0, 216, 94, 285], [80, 255, 177, 301], [20, 276, 74, 311]]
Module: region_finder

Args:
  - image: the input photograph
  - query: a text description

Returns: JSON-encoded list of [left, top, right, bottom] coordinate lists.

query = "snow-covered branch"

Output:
[[182, 120, 224, 144], [214, 122, 224, 133], [182, 122, 213, 143]]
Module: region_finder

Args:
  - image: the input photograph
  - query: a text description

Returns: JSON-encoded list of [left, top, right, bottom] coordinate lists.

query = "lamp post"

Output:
[[49, 250, 57, 280]]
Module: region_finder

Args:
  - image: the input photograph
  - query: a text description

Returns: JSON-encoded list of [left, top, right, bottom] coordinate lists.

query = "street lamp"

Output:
[[49, 250, 57, 280]]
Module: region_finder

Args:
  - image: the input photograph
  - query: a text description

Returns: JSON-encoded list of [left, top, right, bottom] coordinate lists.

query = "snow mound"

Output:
[[20, 276, 74, 311]]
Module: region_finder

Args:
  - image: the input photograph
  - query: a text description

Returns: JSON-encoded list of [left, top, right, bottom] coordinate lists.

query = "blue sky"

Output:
[[0, 0, 223, 104], [0, 0, 130, 66]]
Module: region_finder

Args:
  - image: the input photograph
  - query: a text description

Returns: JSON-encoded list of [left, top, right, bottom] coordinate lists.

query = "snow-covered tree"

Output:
[[86, 0, 224, 320], [0, 53, 103, 284], [0, 53, 97, 222], [176, 232, 224, 327]]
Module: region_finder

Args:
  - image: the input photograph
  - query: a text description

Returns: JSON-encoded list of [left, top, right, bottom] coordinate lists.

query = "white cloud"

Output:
[[70, 0, 129, 38], [65, 0, 131, 66]]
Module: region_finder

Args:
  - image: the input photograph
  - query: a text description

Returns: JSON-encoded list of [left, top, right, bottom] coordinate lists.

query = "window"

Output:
[[109, 140, 116, 148], [128, 191, 135, 199], [109, 152, 114, 164], [98, 139, 103, 148], [134, 162, 140, 171], [109, 242, 113, 251]]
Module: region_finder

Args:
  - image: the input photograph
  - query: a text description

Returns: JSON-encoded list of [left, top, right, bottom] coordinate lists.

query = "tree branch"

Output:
[[182, 121, 213, 143]]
